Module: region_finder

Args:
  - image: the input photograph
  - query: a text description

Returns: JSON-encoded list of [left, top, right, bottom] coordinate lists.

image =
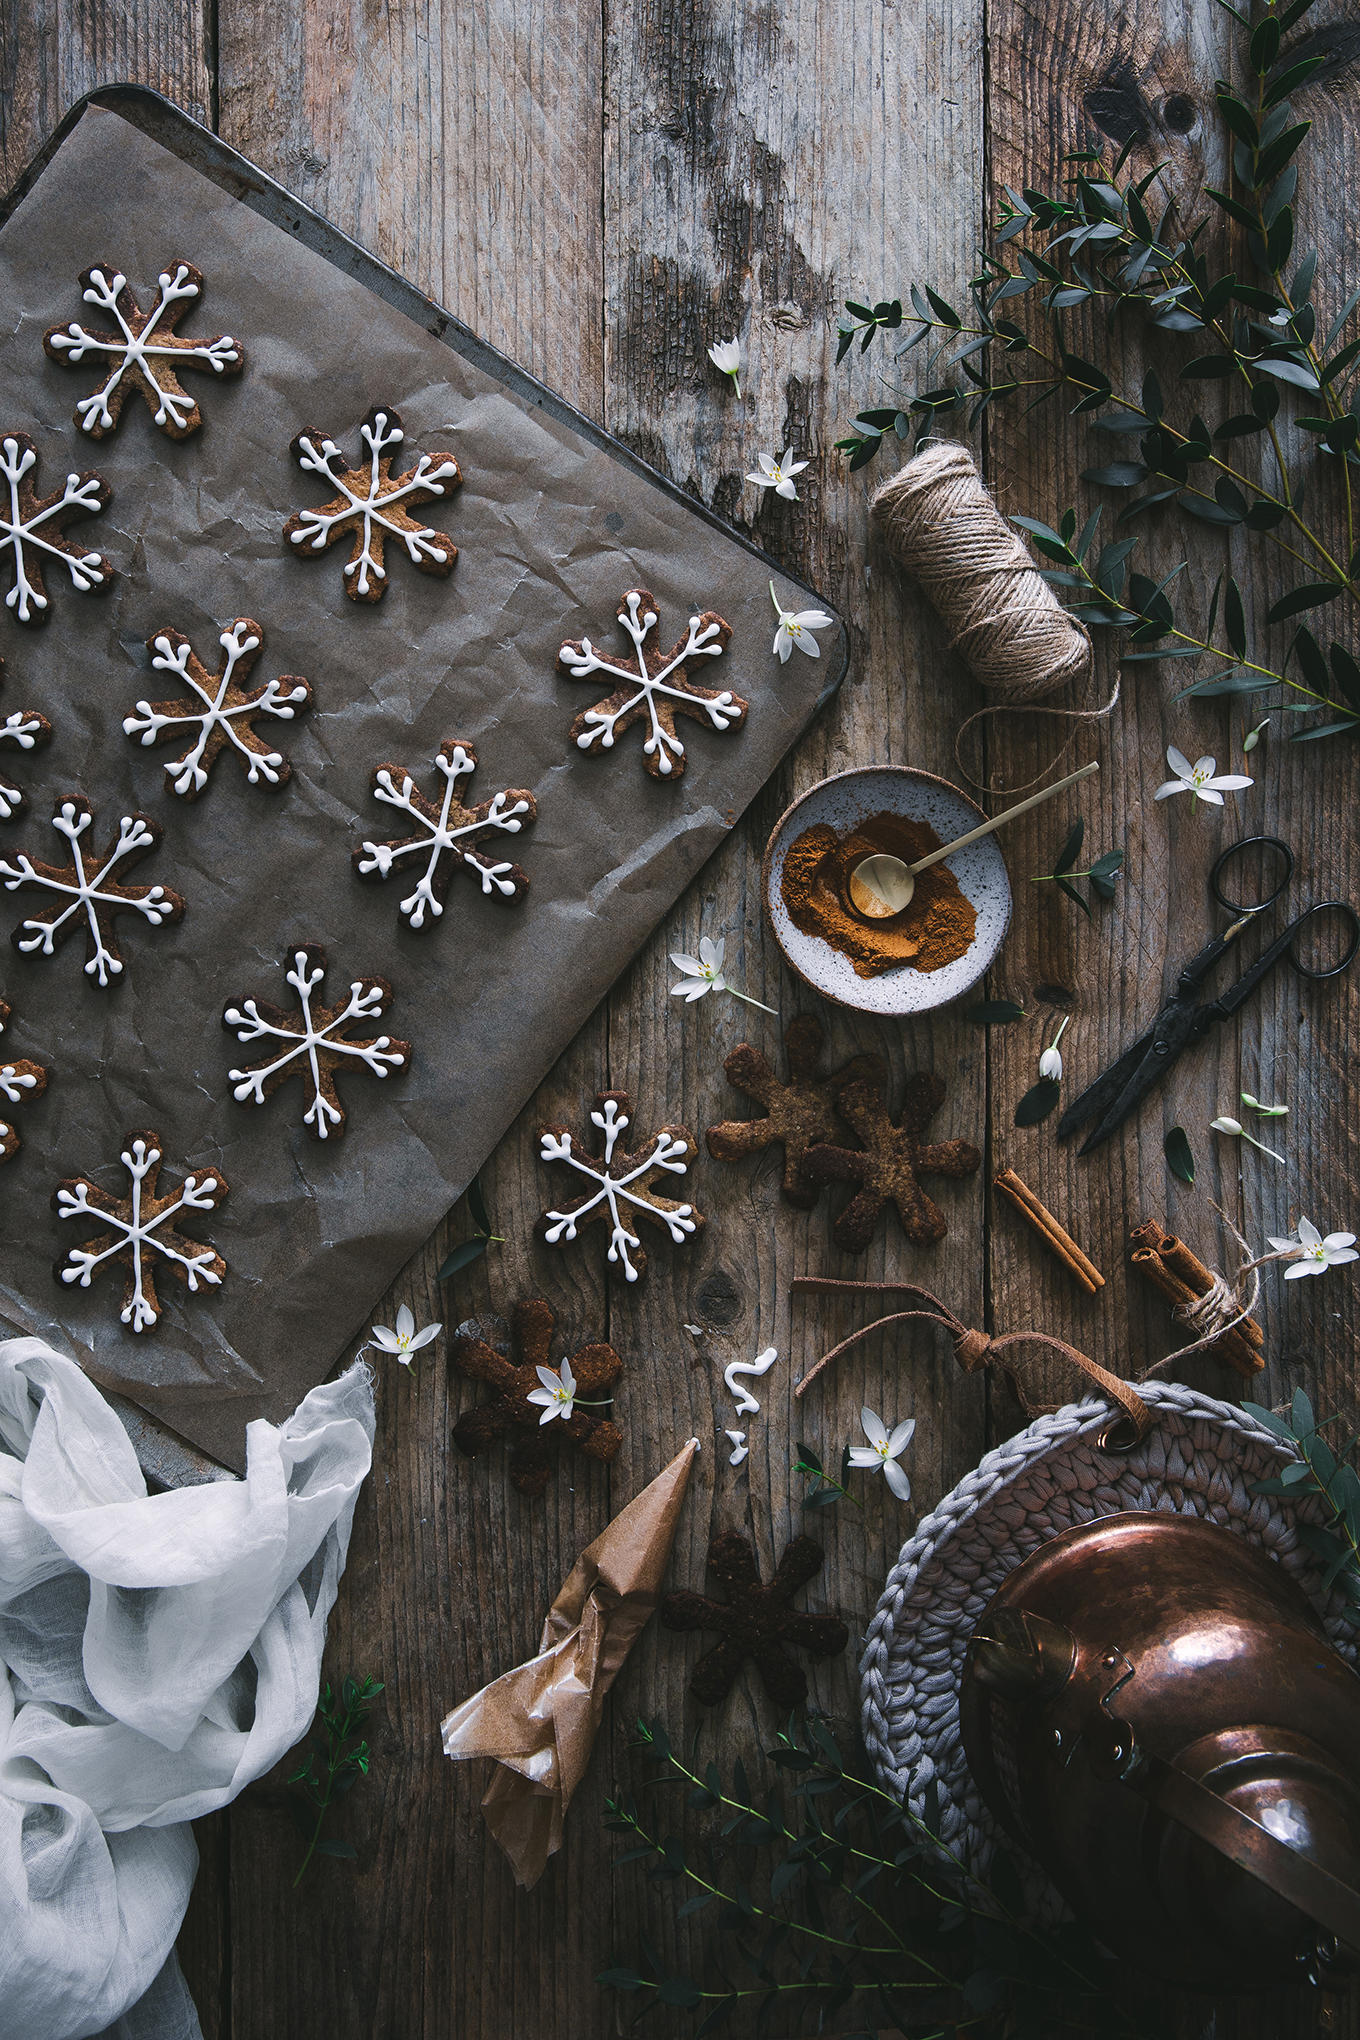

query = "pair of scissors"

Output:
[[1058, 836, 1359, 1157]]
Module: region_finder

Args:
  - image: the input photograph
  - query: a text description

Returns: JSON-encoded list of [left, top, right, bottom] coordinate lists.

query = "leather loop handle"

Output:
[[790, 1277, 1151, 1445]]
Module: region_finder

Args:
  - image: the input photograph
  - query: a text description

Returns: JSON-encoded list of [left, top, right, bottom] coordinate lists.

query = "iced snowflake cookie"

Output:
[[126, 618, 314, 801], [0, 656, 54, 823], [283, 405, 462, 604], [43, 261, 244, 441], [537, 1090, 705, 1283], [353, 739, 536, 931], [53, 1131, 228, 1332], [0, 995, 50, 1164], [0, 797, 185, 988], [223, 944, 412, 1140], [0, 433, 115, 628], [558, 587, 746, 781]]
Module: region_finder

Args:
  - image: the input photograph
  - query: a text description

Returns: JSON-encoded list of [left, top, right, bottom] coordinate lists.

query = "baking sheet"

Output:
[[0, 98, 846, 1471]]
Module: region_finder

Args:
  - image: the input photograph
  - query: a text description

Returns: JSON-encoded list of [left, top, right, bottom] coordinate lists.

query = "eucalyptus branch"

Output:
[[286, 1673, 382, 1886], [1248, 1388, 1360, 1616]]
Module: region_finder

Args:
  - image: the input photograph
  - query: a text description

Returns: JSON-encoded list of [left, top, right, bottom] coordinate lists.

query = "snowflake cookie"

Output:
[[0, 656, 54, 823], [283, 405, 462, 604], [53, 1131, 228, 1332], [223, 944, 412, 1140], [0, 433, 115, 628], [42, 260, 244, 440], [1, 798, 185, 988], [352, 739, 536, 931], [0, 996, 50, 1165], [537, 1090, 705, 1283], [126, 618, 314, 801], [558, 587, 746, 781]]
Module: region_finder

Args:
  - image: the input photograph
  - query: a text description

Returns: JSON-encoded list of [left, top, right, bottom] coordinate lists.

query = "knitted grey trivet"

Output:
[[859, 1381, 1355, 1914]]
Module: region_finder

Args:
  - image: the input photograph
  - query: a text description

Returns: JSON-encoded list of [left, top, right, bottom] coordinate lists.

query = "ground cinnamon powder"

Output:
[[780, 811, 977, 979]]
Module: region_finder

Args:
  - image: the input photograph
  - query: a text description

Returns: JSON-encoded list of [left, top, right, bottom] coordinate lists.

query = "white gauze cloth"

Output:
[[0, 1336, 375, 2040]]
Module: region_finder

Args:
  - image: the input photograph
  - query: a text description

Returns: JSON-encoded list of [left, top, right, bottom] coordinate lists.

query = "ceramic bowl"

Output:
[[761, 765, 1013, 1016]]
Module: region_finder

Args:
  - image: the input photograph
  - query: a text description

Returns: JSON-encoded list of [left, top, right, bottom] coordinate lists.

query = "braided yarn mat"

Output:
[[859, 1382, 1356, 1909]]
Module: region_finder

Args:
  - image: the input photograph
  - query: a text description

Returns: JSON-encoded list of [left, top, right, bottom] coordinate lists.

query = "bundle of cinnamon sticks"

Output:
[[1129, 1218, 1264, 1377]]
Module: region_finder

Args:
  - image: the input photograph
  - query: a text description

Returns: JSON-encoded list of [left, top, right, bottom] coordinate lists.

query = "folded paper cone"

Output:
[[440, 1437, 700, 1887]]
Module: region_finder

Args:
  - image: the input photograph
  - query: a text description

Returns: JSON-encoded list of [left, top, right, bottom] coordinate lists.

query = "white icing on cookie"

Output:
[[48, 265, 240, 435], [540, 1097, 695, 1283], [224, 949, 407, 1140], [56, 1134, 224, 1331], [560, 590, 735, 776], [358, 743, 531, 928], [0, 775, 22, 822], [288, 411, 459, 598], [0, 438, 109, 624], [2, 710, 45, 750], [724, 1345, 778, 1418], [126, 620, 311, 796], [0, 805, 176, 987]]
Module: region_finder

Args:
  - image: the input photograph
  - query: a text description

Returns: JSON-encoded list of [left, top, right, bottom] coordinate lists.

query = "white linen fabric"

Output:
[[0, 1337, 375, 2040]]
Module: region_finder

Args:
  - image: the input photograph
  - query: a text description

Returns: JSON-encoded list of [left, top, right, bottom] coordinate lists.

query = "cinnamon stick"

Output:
[[993, 1167, 1104, 1295], [1128, 1219, 1264, 1378]]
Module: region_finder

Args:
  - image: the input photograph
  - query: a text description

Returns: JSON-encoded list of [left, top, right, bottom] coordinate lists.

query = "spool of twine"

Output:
[[870, 441, 1117, 785]]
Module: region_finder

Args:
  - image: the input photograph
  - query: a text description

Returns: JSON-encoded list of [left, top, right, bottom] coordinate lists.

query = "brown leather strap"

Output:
[[790, 1277, 1151, 1444]]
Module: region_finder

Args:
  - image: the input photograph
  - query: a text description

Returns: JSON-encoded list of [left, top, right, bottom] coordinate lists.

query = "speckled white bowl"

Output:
[[762, 766, 1013, 1015]]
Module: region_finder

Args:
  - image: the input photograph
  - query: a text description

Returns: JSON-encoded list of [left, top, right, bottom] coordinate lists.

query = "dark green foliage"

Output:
[[1030, 814, 1125, 916], [834, 0, 1360, 745], [599, 1714, 1156, 2036], [965, 999, 1026, 1024], [1014, 1078, 1061, 1126], [1247, 1388, 1360, 1617], [792, 1440, 860, 1512], [1164, 1125, 1196, 1185], [437, 1173, 504, 1280], [287, 1674, 383, 1886]]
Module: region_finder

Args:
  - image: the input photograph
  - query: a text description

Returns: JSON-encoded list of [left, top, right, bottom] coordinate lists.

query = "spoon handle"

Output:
[[908, 759, 1100, 876]]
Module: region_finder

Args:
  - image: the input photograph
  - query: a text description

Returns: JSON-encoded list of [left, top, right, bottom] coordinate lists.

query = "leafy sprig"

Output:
[[834, 0, 1360, 743], [1247, 1387, 1360, 1617], [287, 1673, 383, 1886], [793, 1440, 860, 1512], [1029, 814, 1123, 918], [600, 1714, 1153, 2037], [437, 1173, 504, 1280]]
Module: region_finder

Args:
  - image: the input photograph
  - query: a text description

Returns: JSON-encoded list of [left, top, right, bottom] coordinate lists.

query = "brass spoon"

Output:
[[848, 759, 1101, 918]]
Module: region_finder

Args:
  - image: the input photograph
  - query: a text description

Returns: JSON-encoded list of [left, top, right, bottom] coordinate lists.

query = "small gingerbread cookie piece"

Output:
[[353, 739, 536, 931], [802, 1074, 982, 1251], [223, 944, 411, 1140], [43, 260, 244, 440], [706, 1015, 887, 1208], [0, 994, 49, 1165], [660, 1532, 848, 1709], [0, 433, 115, 628], [451, 1297, 623, 1498], [284, 405, 462, 604], [558, 587, 746, 781], [0, 797, 185, 989], [0, 654, 54, 822], [53, 1130, 228, 1332], [127, 618, 313, 801]]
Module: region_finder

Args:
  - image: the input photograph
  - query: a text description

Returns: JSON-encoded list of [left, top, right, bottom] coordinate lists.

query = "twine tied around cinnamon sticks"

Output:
[[1130, 1209, 1270, 1378], [791, 1277, 1151, 1447]]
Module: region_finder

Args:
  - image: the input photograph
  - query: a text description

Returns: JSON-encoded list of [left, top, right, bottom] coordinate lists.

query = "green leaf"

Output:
[[1255, 121, 1311, 190], [1213, 414, 1266, 440], [1250, 14, 1281, 72], [1224, 576, 1247, 657], [1266, 582, 1343, 624], [437, 1236, 488, 1281], [1331, 643, 1360, 713], [1053, 816, 1084, 876], [1164, 1125, 1195, 1185], [598, 1969, 646, 1992], [924, 285, 961, 328], [1215, 93, 1259, 148], [1290, 719, 1360, 743], [1081, 461, 1149, 487], [1265, 56, 1325, 108], [1206, 185, 1260, 232], [1254, 357, 1320, 390], [467, 1174, 491, 1235], [695, 1994, 738, 2036], [966, 999, 1025, 1024], [794, 1440, 822, 1474], [1056, 875, 1091, 920], [1015, 1078, 1062, 1127], [1179, 354, 1235, 380], [313, 1838, 358, 1861]]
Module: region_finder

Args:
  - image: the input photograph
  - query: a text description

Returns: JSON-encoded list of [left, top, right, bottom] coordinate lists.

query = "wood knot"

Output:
[[953, 1327, 992, 1373]]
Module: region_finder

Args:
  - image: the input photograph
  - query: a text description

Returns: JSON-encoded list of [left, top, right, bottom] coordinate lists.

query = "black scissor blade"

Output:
[[1074, 1041, 1169, 1155], [1057, 1025, 1160, 1141]]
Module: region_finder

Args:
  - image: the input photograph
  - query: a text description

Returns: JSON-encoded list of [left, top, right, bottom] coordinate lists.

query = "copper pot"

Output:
[[959, 1511, 1360, 1992]]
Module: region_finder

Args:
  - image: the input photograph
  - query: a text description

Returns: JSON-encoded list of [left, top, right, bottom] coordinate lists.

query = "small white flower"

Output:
[[1267, 1216, 1360, 1279], [526, 1354, 579, 1423], [1038, 1013, 1070, 1083], [1210, 1114, 1286, 1164], [670, 933, 727, 1001], [1155, 746, 1254, 808], [1242, 717, 1270, 754], [368, 1301, 441, 1366], [1241, 1090, 1288, 1118], [746, 448, 810, 502], [847, 1405, 916, 1501], [707, 337, 742, 398], [669, 931, 777, 1013], [770, 579, 835, 664]]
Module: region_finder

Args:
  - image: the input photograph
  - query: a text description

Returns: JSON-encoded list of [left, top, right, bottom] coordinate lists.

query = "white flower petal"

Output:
[[539, 1402, 564, 1423], [1298, 1217, 1322, 1248], [789, 626, 821, 657], [786, 457, 809, 478], [1328, 1247, 1360, 1266], [1202, 774, 1254, 792], [700, 934, 724, 971], [884, 1459, 913, 1501], [860, 1406, 888, 1449], [775, 477, 800, 500], [369, 1326, 400, 1351], [774, 627, 794, 662], [1154, 780, 1187, 800], [1191, 755, 1217, 779], [1166, 746, 1194, 779], [535, 1365, 562, 1393], [1323, 1232, 1358, 1252], [526, 1386, 554, 1407], [757, 453, 779, 479], [560, 1357, 577, 1396], [847, 1445, 881, 1468], [887, 1418, 917, 1457], [792, 609, 834, 630], [745, 471, 771, 489], [669, 952, 704, 976], [1038, 1048, 1063, 1081], [1193, 787, 1226, 806], [408, 1322, 441, 1349], [1284, 1260, 1320, 1278], [1211, 1117, 1243, 1136], [1266, 1236, 1295, 1253], [396, 1303, 415, 1341]]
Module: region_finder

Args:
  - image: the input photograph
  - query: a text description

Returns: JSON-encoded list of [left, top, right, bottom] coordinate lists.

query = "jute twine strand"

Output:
[[869, 441, 1119, 787], [1139, 1201, 1264, 1376]]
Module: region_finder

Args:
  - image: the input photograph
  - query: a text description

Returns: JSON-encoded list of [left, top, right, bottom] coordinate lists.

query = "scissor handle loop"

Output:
[[1211, 834, 1294, 915], [1285, 899, 1360, 981]]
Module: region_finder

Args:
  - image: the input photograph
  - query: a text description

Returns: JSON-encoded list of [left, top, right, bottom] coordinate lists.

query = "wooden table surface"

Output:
[[5, 4, 1359, 2037]]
